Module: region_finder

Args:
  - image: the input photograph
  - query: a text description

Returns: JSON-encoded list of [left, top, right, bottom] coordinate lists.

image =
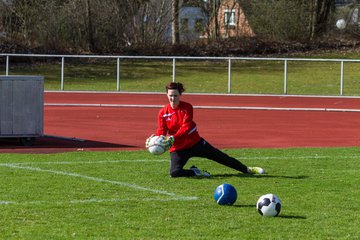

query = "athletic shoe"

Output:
[[248, 167, 265, 174], [201, 170, 211, 177], [190, 165, 211, 177]]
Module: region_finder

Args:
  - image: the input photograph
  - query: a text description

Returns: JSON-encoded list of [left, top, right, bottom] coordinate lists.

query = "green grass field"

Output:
[[1, 147, 359, 239], [3, 56, 360, 96], [1, 53, 360, 239]]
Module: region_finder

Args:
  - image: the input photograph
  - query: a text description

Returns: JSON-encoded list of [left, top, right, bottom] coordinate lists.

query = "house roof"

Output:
[[180, 7, 207, 20]]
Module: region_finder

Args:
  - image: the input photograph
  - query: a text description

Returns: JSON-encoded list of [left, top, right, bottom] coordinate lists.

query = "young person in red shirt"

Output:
[[146, 82, 265, 177]]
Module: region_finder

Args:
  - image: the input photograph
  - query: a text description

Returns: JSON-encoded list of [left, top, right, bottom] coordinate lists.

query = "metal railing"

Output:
[[1, 53, 360, 95]]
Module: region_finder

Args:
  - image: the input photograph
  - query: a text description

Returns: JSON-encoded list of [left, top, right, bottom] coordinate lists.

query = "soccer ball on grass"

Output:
[[256, 193, 282, 217], [214, 183, 237, 205]]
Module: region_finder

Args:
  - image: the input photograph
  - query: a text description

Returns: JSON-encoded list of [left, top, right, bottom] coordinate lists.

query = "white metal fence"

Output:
[[1, 53, 360, 95]]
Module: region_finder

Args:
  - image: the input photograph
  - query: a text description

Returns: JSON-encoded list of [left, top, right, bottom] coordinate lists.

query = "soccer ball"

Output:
[[256, 193, 282, 217], [336, 19, 346, 30], [147, 136, 165, 155], [214, 183, 237, 205]]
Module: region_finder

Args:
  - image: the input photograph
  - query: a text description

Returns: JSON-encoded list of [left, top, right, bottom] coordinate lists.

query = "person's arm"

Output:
[[146, 108, 168, 149], [173, 104, 196, 139], [161, 106, 194, 150], [155, 108, 168, 136], [154, 107, 174, 150]]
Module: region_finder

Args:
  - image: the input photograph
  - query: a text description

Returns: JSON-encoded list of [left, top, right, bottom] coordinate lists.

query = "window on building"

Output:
[[181, 18, 188, 31], [224, 9, 236, 26], [195, 19, 203, 32]]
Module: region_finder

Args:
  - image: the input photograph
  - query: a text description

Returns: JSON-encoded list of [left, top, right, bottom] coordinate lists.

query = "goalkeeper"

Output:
[[146, 82, 265, 178]]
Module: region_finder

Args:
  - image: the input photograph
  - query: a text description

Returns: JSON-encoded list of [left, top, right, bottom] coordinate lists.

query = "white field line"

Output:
[[0, 197, 195, 206], [0, 155, 357, 166], [0, 155, 355, 205], [44, 103, 360, 112], [0, 163, 198, 201], [1, 159, 169, 165]]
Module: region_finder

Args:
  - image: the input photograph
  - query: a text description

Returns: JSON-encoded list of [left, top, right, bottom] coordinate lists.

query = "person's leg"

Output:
[[169, 150, 196, 177], [192, 138, 249, 173]]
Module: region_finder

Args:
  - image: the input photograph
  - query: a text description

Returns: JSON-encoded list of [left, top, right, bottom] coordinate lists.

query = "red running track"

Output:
[[1, 92, 360, 153]]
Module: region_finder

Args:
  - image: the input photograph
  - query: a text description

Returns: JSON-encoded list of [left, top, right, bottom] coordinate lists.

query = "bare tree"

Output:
[[119, 0, 172, 47], [172, 0, 180, 44], [0, 0, 339, 53], [85, 0, 95, 51], [309, 0, 335, 40], [239, 0, 335, 41], [142, 0, 171, 45]]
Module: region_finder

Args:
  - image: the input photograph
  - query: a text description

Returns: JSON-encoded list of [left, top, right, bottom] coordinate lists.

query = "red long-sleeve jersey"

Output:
[[156, 101, 201, 152]]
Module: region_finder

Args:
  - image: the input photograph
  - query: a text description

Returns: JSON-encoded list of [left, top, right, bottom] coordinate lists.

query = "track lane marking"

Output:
[[44, 103, 360, 112]]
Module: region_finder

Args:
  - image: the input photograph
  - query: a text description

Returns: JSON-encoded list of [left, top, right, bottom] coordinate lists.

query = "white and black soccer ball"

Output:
[[256, 194, 282, 217], [147, 136, 165, 155]]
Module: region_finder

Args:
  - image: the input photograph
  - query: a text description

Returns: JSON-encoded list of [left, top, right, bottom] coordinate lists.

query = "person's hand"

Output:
[[145, 134, 155, 148], [162, 136, 174, 150]]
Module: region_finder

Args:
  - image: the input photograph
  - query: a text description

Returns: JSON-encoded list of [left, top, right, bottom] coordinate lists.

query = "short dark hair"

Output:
[[165, 82, 185, 95]]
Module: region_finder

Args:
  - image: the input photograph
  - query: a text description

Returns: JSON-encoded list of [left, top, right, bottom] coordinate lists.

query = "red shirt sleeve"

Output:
[[172, 102, 196, 138], [156, 107, 168, 136]]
